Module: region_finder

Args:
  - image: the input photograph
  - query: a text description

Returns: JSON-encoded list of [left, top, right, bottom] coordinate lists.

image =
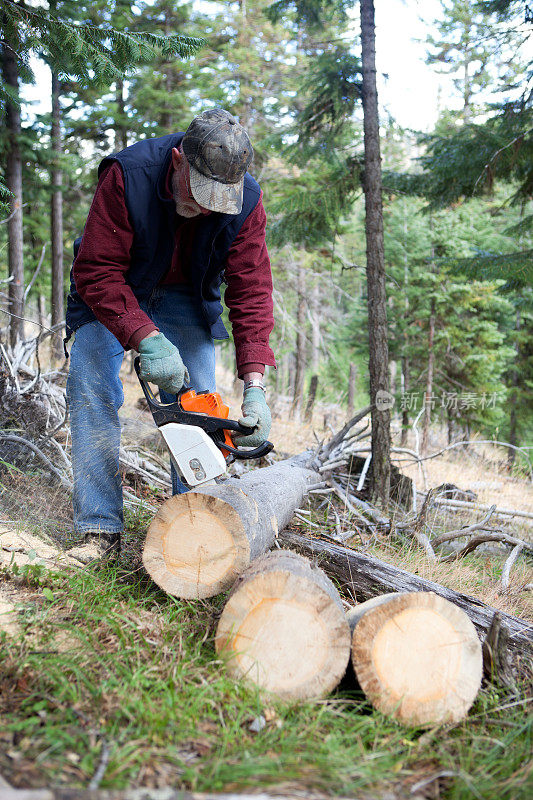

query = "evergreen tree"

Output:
[[1, 0, 203, 344]]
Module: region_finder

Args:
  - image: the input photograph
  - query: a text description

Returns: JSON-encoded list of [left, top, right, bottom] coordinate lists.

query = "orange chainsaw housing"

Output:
[[178, 389, 234, 454]]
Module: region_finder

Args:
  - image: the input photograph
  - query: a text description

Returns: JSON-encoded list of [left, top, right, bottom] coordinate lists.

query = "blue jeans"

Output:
[[66, 287, 216, 534]]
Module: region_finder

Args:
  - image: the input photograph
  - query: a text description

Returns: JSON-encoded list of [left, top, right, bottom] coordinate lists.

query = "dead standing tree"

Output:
[[360, 0, 391, 506]]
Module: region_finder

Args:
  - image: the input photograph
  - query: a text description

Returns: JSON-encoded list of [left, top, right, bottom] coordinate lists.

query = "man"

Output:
[[65, 108, 275, 563]]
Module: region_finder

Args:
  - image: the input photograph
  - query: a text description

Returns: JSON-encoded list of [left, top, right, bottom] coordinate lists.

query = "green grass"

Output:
[[1, 560, 531, 797]]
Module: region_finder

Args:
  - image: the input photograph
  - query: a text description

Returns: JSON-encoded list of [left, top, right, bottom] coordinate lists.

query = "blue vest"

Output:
[[65, 132, 261, 342]]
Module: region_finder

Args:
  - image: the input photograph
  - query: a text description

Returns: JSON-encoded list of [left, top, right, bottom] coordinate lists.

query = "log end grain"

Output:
[[349, 592, 483, 727], [143, 492, 251, 599], [215, 550, 351, 700]]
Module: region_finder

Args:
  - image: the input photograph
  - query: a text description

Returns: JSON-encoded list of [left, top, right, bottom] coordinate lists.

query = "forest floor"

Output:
[[0, 359, 531, 798]]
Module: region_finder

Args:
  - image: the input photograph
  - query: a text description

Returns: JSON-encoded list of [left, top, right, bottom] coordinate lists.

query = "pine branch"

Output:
[[2, 1, 205, 85]]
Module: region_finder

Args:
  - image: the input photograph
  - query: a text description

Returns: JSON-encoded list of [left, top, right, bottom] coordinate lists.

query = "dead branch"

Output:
[[394, 439, 533, 482], [317, 406, 371, 464], [403, 487, 437, 559], [433, 497, 533, 524], [326, 477, 386, 527], [441, 532, 533, 563], [432, 505, 497, 546], [0, 433, 72, 488], [501, 545, 524, 590], [23, 243, 47, 302]]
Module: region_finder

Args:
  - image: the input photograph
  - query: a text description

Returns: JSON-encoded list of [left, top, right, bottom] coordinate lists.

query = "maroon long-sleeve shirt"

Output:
[[73, 161, 276, 376]]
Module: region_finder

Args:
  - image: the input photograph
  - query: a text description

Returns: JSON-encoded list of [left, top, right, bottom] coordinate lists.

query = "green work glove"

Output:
[[138, 333, 190, 394], [233, 387, 272, 447]]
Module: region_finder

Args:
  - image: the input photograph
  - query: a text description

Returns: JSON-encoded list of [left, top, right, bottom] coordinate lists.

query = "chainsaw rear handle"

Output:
[[134, 357, 273, 460], [222, 439, 274, 459]]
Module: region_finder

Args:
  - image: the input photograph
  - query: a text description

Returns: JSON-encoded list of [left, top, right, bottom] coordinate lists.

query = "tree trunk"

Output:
[[280, 532, 532, 664], [50, 68, 64, 359], [507, 309, 520, 469], [38, 293, 46, 330], [114, 78, 128, 150], [389, 359, 397, 400], [2, 32, 25, 347], [447, 408, 455, 446], [347, 361, 357, 417], [421, 295, 436, 454], [360, 0, 390, 506], [291, 261, 307, 417], [304, 374, 318, 423], [400, 355, 409, 447], [310, 281, 320, 371], [400, 201, 411, 447], [347, 592, 482, 726], [215, 549, 350, 700], [143, 455, 319, 599]]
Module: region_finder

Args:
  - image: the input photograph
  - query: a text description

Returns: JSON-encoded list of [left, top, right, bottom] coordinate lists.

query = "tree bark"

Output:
[[215, 549, 351, 700], [400, 355, 409, 446], [360, 0, 390, 506], [347, 592, 482, 726], [50, 67, 64, 359], [347, 362, 357, 417], [143, 455, 319, 599], [507, 309, 520, 468], [400, 200, 410, 447], [280, 532, 532, 664], [304, 374, 318, 423], [2, 31, 25, 347], [310, 280, 320, 372], [421, 294, 436, 454], [114, 78, 128, 150], [291, 261, 307, 417]]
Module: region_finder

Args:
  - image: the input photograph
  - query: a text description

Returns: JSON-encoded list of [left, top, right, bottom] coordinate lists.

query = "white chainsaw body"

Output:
[[159, 422, 227, 487]]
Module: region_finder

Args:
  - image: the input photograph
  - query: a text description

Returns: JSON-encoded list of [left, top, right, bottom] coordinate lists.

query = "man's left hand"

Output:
[[233, 387, 272, 447]]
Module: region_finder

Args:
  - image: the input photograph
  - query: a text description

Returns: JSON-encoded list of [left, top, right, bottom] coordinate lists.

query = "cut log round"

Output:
[[143, 455, 319, 599], [215, 550, 351, 700], [347, 592, 483, 726]]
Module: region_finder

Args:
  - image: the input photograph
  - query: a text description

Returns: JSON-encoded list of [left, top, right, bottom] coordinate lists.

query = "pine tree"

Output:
[[0, 0, 203, 344]]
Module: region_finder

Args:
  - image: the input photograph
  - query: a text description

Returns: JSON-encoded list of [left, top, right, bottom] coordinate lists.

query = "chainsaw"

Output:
[[134, 357, 274, 487]]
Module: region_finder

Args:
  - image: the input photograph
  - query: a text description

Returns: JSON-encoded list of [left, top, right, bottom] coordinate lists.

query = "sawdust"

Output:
[[0, 526, 80, 570]]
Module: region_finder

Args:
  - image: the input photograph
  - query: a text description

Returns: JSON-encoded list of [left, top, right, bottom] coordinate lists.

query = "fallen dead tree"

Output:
[[280, 531, 533, 667]]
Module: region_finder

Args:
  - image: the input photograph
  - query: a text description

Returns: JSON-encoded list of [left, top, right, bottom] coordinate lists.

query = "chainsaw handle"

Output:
[[134, 356, 190, 411], [134, 357, 160, 409], [223, 440, 274, 460]]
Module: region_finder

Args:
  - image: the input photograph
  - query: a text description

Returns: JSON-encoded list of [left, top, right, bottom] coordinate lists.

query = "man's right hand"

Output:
[[138, 332, 190, 394]]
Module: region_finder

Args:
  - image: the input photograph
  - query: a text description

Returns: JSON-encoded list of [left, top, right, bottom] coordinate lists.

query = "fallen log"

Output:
[[347, 592, 482, 726], [143, 455, 320, 598], [280, 532, 533, 666], [215, 550, 351, 699]]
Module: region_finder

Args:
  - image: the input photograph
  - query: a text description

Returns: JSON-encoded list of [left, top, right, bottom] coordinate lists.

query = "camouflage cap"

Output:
[[182, 108, 254, 215]]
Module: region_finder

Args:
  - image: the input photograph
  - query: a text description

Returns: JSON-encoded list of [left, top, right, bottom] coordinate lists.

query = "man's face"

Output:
[[171, 148, 210, 218]]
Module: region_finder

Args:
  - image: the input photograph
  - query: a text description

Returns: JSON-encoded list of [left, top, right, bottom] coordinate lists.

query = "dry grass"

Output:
[[366, 538, 533, 620]]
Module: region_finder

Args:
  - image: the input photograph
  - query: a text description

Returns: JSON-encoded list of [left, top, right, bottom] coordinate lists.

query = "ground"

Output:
[[0, 356, 531, 797]]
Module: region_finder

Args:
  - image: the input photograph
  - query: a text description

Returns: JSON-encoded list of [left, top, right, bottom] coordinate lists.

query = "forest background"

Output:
[[1, 0, 532, 472]]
